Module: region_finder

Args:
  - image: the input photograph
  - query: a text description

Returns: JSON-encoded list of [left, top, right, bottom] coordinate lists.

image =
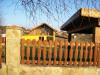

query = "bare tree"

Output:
[[18, 0, 100, 26], [18, 0, 69, 24], [1, 0, 100, 27]]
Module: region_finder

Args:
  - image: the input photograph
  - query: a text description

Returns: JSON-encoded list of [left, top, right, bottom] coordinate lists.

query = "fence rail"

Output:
[[21, 39, 100, 66]]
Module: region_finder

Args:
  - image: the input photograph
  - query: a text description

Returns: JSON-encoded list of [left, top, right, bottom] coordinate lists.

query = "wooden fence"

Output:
[[21, 39, 100, 66], [0, 36, 3, 65], [0, 36, 6, 65]]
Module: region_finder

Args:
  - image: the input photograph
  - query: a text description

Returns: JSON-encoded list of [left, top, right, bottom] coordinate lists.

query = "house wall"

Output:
[[29, 26, 54, 35], [72, 34, 93, 42], [22, 35, 49, 41], [23, 25, 56, 41], [55, 36, 68, 41]]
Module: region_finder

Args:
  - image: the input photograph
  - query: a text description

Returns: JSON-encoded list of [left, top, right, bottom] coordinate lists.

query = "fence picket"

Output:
[[84, 42, 88, 66], [64, 41, 68, 65], [74, 42, 78, 65], [59, 40, 63, 65], [97, 43, 99, 66], [69, 42, 73, 65], [89, 42, 93, 65], [48, 41, 52, 65], [94, 43, 97, 66], [54, 40, 57, 65], [43, 40, 47, 65], [32, 40, 36, 65], [79, 42, 84, 66], [21, 39, 25, 64], [26, 39, 31, 64], [37, 40, 41, 65]]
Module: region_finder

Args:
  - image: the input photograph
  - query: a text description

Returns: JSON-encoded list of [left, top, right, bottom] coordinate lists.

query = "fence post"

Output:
[[6, 26, 22, 75]]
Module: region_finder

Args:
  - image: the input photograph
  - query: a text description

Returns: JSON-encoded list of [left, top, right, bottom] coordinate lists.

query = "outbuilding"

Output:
[[61, 8, 100, 43]]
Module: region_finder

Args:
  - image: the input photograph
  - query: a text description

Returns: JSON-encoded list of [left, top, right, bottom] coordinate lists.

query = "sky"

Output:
[[0, 0, 100, 30]]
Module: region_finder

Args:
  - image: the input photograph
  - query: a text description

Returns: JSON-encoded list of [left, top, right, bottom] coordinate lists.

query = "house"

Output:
[[22, 23, 57, 41], [22, 23, 68, 41]]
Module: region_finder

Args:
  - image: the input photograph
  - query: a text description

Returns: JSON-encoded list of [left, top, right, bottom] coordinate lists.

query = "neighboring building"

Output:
[[22, 23, 57, 41], [61, 8, 100, 42], [22, 23, 68, 41], [71, 33, 93, 42], [55, 31, 68, 41]]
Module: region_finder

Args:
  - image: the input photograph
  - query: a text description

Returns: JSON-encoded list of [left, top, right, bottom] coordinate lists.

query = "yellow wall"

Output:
[[22, 35, 38, 41], [22, 35, 54, 41]]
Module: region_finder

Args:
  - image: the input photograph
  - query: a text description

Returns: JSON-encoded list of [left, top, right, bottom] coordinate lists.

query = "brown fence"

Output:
[[0, 36, 6, 65], [0, 36, 3, 65], [21, 39, 100, 66]]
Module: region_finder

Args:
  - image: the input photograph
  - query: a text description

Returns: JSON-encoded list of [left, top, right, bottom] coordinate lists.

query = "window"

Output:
[[39, 37, 44, 41]]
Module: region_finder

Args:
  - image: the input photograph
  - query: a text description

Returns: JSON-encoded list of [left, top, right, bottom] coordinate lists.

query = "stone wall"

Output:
[[0, 63, 7, 75], [2, 63, 100, 75], [19, 65, 100, 75]]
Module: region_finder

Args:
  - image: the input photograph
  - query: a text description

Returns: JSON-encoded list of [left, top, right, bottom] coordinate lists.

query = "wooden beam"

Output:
[[61, 9, 81, 30], [67, 25, 94, 33], [61, 8, 100, 31], [81, 8, 100, 18]]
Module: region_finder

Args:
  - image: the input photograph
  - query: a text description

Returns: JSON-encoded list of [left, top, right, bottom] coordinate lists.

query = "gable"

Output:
[[29, 23, 57, 35]]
